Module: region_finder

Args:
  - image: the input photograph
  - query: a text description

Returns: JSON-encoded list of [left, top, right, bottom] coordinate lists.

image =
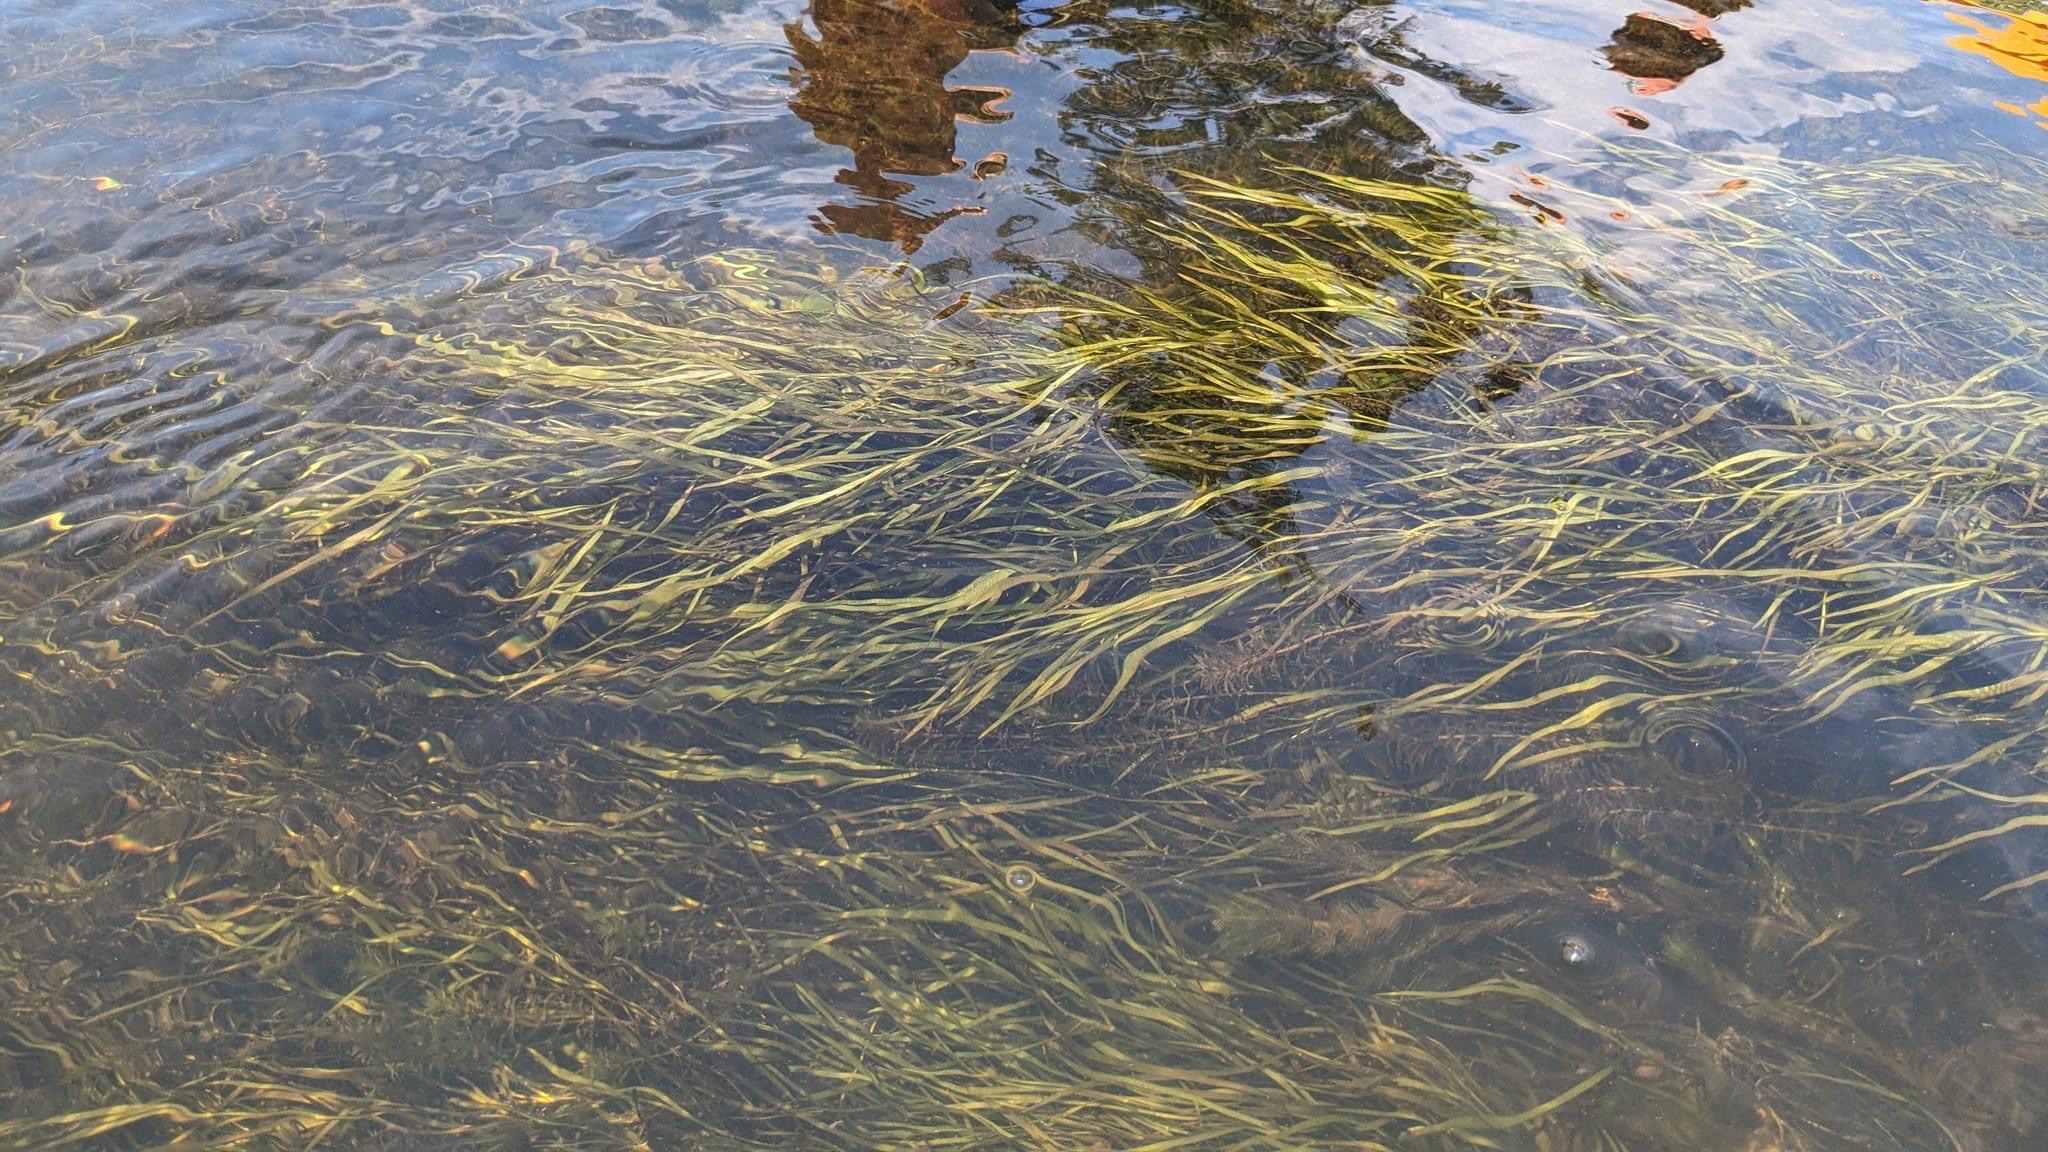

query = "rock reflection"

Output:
[[786, 0, 1021, 250], [1604, 11, 1727, 95]]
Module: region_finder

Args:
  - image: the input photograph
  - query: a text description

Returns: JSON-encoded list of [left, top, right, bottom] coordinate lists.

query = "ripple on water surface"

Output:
[[4, 2, 2048, 1150]]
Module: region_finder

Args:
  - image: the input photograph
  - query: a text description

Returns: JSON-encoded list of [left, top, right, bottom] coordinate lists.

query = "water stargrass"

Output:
[[5, 136, 2048, 1151]]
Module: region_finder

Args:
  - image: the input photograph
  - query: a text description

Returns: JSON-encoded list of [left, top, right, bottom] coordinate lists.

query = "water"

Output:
[[3, 1, 2047, 1148]]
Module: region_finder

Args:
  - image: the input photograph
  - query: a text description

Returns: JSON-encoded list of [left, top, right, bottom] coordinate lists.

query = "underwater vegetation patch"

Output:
[[5, 135, 2048, 1150]]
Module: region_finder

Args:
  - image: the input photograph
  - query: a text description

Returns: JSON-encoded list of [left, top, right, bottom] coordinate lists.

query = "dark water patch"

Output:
[[568, 5, 676, 41]]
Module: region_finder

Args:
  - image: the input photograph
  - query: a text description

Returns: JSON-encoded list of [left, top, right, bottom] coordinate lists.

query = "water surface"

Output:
[[4, 1, 2048, 1148]]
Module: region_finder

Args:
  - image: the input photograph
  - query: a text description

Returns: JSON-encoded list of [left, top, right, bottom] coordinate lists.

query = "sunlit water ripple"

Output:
[[4, 0, 2048, 1148]]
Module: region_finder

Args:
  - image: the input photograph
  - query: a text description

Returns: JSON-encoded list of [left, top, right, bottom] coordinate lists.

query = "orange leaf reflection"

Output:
[[1945, 7, 2048, 85], [1942, 4, 2048, 129]]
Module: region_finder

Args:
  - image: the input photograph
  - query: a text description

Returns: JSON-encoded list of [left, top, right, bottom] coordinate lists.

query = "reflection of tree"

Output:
[[1017, 0, 1526, 555], [786, 0, 1020, 250]]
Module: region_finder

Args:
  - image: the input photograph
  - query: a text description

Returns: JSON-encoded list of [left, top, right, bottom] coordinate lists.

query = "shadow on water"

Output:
[[4, 0, 2048, 1149]]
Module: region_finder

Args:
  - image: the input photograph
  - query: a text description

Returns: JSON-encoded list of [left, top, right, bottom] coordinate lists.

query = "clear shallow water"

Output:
[[4, 1, 2048, 1149]]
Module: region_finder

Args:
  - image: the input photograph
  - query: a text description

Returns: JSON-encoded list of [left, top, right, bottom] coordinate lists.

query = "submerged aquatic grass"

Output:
[[5, 134, 2048, 1150], [1025, 139, 2048, 824]]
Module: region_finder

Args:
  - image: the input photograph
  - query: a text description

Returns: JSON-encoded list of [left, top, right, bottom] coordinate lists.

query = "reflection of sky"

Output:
[[1358, 0, 2047, 163], [2, 0, 2039, 294], [0, 0, 1127, 347], [807, 0, 2048, 273], [0, 2, 824, 259]]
